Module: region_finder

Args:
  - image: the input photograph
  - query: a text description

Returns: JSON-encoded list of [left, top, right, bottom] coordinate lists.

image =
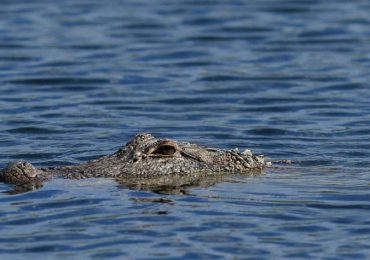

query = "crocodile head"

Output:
[[0, 133, 267, 191], [105, 133, 266, 177]]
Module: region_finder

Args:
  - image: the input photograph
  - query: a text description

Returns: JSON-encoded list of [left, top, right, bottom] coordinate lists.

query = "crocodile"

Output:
[[0, 133, 269, 193]]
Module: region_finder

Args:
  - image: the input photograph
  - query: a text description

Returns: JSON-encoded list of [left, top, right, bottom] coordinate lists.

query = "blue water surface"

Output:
[[1, 0, 370, 258]]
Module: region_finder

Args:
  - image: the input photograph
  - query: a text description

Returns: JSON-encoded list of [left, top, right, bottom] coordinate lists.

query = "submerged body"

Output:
[[0, 133, 267, 188]]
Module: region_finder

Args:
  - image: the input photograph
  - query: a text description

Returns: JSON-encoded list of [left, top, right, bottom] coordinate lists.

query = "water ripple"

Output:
[[1, 0, 370, 258]]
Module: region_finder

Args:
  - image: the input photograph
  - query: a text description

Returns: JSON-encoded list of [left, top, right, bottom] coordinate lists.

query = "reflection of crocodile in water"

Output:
[[0, 133, 273, 193]]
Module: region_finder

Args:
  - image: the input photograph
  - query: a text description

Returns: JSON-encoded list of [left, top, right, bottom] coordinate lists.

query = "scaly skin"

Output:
[[0, 133, 267, 188]]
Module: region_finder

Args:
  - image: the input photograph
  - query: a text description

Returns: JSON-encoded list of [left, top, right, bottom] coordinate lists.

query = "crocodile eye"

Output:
[[152, 145, 176, 156], [147, 141, 178, 157]]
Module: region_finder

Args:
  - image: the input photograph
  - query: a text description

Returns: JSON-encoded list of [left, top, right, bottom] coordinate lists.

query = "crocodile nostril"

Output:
[[133, 151, 142, 162]]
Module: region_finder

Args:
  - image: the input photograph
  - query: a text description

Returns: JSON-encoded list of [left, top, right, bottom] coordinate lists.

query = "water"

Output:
[[1, 0, 370, 258]]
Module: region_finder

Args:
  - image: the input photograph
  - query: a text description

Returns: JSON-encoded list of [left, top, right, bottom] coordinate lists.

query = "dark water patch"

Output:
[[81, 239, 154, 254], [91, 252, 127, 258], [248, 231, 283, 237], [63, 44, 118, 50], [38, 158, 86, 166], [283, 252, 315, 258], [183, 17, 231, 26], [0, 35, 32, 41], [3, 207, 102, 226], [299, 28, 348, 38], [116, 228, 174, 238], [84, 99, 123, 105], [347, 228, 370, 235], [310, 111, 361, 117], [253, 53, 295, 63], [0, 55, 37, 62], [82, 52, 117, 60], [198, 75, 304, 82], [342, 17, 370, 25], [189, 34, 269, 42], [0, 232, 101, 244], [6, 127, 65, 135], [219, 25, 273, 33], [204, 221, 256, 229], [93, 214, 181, 225], [189, 234, 243, 243], [120, 75, 168, 85], [187, 210, 234, 216], [38, 113, 67, 119], [161, 252, 225, 259], [306, 203, 370, 210], [61, 20, 102, 27], [242, 96, 301, 105], [39, 61, 86, 67], [177, 195, 211, 204], [177, 0, 222, 6], [258, 3, 314, 14], [184, 35, 243, 42], [0, 43, 29, 49], [197, 84, 273, 94], [279, 225, 330, 232], [153, 97, 215, 105], [110, 105, 144, 111], [74, 154, 107, 162], [109, 32, 170, 41], [248, 212, 303, 221], [10, 152, 60, 160], [213, 246, 270, 256], [246, 127, 296, 136], [295, 159, 334, 167], [120, 22, 167, 30], [341, 120, 370, 127], [155, 241, 190, 249], [244, 105, 301, 113], [271, 38, 359, 46], [318, 82, 365, 91], [198, 75, 249, 82], [225, 199, 302, 209], [0, 189, 62, 202], [338, 150, 369, 158], [163, 60, 218, 67], [138, 50, 209, 61], [173, 226, 211, 232], [55, 85, 100, 92], [9, 77, 110, 85], [19, 198, 108, 211], [24, 244, 72, 253]]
